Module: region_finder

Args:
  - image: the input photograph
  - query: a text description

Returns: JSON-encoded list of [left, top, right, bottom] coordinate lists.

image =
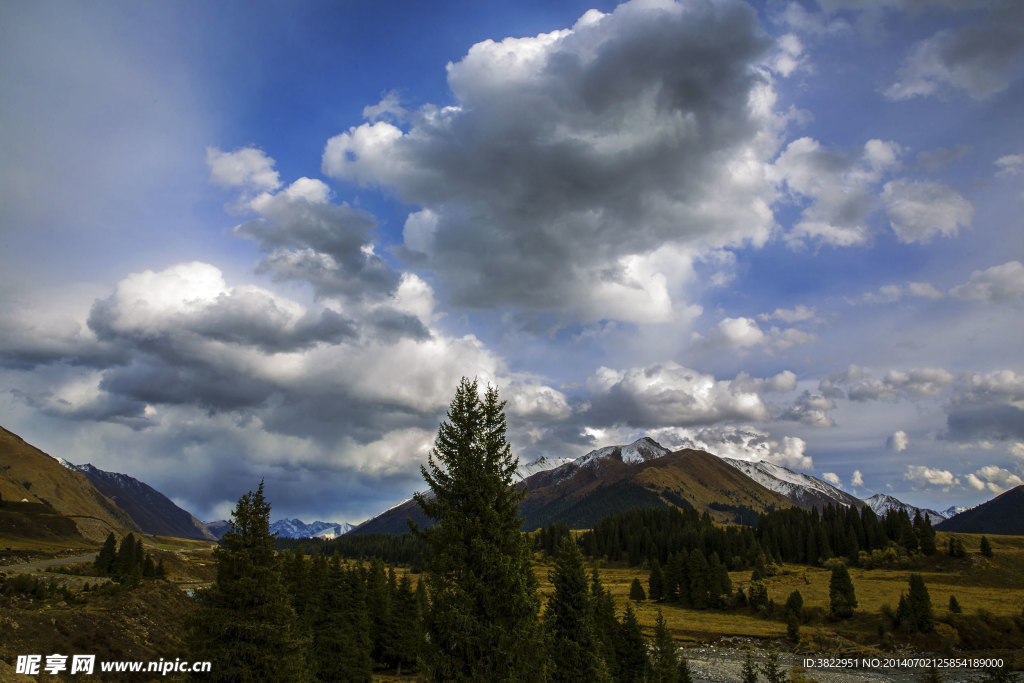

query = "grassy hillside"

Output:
[[0, 427, 139, 541]]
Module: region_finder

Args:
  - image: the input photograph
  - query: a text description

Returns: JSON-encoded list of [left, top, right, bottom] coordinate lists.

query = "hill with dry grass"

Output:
[[0, 427, 139, 541]]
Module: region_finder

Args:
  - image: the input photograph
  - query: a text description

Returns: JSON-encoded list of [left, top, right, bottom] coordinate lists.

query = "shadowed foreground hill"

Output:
[[937, 485, 1024, 535], [353, 446, 798, 534], [0, 426, 139, 541]]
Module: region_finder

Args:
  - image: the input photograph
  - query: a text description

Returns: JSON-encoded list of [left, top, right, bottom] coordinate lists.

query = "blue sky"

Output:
[[2, 0, 1022, 524]]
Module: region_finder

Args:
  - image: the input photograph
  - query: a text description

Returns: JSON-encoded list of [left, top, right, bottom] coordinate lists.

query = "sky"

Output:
[[1, 0, 1022, 524]]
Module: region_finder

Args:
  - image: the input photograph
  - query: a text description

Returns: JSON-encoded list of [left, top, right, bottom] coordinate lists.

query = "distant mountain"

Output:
[[719, 457, 863, 511], [936, 485, 1024, 535], [205, 520, 232, 540], [69, 463, 216, 541], [0, 426, 139, 541], [862, 493, 947, 523], [270, 518, 354, 539], [943, 504, 970, 518], [204, 518, 355, 540], [353, 437, 796, 534]]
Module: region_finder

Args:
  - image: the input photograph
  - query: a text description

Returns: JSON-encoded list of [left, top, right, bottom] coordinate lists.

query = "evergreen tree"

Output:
[[649, 558, 665, 602], [948, 536, 967, 557], [94, 532, 117, 576], [115, 533, 138, 578], [414, 378, 543, 681], [591, 565, 620, 679], [828, 563, 857, 619], [918, 515, 937, 555], [649, 610, 680, 683], [980, 536, 993, 558], [629, 577, 647, 602], [905, 573, 934, 633], [616, 603, 648, 683], [948, 595, 961, 614], [545, 539, 606, 681], [390, 574, 421, 675], [785, 590, 804, 642], [184, 481, 310, 682]]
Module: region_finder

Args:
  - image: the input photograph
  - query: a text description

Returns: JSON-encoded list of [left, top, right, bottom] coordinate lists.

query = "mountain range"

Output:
[[203, 518, 356, 540], [2, 425, 1017, 543], [354, 436, 1004, 535]]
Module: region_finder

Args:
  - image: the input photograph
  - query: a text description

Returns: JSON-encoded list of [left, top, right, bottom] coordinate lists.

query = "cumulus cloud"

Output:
[[965, 465, 1024, 494], [206, 146, 282, 192], [232, 176, 400, 301], [881, 180, 973, 243], [852, 281, 944, 304], [950, 261, 1024, 303], [699, 316, 816, 354], [822, 472, 841, 486], [887, 430, 909, 452], [322, 0, 782, 322], [905, 464, 959, 489], [780, 390, 835, 427], [852, 470, 864, 487], [582, 362, 772, 428], [758, 304, 818, 324], [774, 137, 901, 248], [885, 14, 1024, 100], [649, 425, 812, 469], [840, 367, 955, 402], [996, 154, 1024, 177]]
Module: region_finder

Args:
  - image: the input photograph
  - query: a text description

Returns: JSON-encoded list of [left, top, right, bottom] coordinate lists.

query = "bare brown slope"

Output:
[[0, 426, 140, 540]]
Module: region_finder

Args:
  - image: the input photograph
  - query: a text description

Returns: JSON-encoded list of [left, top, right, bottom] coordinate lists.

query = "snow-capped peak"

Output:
[[862, 493, 947, 522], [719, 457, 862, 509], [269, 518, 354, 539]]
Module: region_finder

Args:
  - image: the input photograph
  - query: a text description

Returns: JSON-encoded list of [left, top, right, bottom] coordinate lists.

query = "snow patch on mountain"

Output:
[[719, 457, 862, 509], [270, 518, 354, 539], [515, 455, 576, 481], [862, 494, 947, 522]]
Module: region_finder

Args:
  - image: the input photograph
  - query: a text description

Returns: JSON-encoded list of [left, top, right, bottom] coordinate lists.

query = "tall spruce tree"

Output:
[[828, 563, 857, 619], [616, 603, 649, 683], [184, 481, 310, 682], [545, 538, 606, 681], [414, 378, 543, 681], [94, 532, 117, 576]]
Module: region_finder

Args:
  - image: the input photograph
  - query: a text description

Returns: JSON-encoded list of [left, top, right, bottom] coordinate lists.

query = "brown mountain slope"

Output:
[[354, 446, 801, 534], [518, 448, 799, 529], [0, 426, 140, 541]]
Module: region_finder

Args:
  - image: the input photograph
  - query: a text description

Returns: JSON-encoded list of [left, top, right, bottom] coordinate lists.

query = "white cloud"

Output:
[[206, 146, 281, 192], [995, 154, 1024, 177], [322, 0, 782, 322], [780, 391, 835, 428], [774, 137, 901, 248], [852, 470, 864, 487], [649, 425, 812, 470], [852, 281, 944, 305], [758, 305, 817, 323], [881, 180, 973, 243], [966, 465, 1024, 494], [582, 362, 771, 428], [1011, 442, 1024, 459], [905, 464, 959, 488], [822, 472, 841, 486], [887, 430, 909, 452], [951, 261, 1024, 303], [841, 367, 954, 402]]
